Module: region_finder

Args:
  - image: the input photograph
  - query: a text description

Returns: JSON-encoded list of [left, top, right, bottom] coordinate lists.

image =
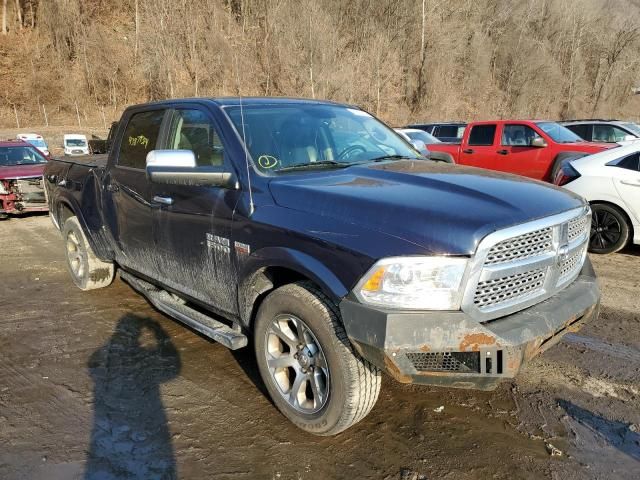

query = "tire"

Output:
[[589, 203, 630, 254], [254, 281, 381, 436], [62, 216, 115, 290]]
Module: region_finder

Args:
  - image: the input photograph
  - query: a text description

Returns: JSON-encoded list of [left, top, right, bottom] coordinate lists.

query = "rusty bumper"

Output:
[[340, 258, 600, 390]]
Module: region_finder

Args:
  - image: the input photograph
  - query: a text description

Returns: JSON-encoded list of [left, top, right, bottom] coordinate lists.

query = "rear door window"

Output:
[[436, 125, 462, 138], [566, 124, 591, 141], [117, 110, 165, 169], [613, 152, 640, 171], [468, 125, 496, 146]]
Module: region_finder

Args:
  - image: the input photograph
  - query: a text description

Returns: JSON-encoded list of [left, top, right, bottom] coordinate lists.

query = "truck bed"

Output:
[[49, 154, 108, 168]]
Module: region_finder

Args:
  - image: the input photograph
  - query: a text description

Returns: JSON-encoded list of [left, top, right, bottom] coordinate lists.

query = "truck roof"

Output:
[[63, 134, 88, 139], [125, 96, 353, 110]]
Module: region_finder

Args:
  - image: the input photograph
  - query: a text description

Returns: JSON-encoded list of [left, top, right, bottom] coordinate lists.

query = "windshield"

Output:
[[405, 130, 440, 144], [66, 139, 87, 147], [27, 139, 47, 148], [225, 104, 421, 174], [621, 122, 640, 136], [0, 146, 47, 166], [536, 122, 583, 143]]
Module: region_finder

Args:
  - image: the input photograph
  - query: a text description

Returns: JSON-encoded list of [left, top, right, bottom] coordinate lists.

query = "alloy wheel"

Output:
[[264, 314, 330, 414]]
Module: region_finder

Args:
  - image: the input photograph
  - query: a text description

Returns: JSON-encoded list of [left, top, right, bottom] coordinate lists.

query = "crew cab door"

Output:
[[151, 107, 240, 315], [496, 123, 550, 180], [104, 107, 168, 278], [458, 124, 498, 169]]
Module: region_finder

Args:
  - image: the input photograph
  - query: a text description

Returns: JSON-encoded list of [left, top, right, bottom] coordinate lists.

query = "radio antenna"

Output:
[[234, 51, 255, 216]]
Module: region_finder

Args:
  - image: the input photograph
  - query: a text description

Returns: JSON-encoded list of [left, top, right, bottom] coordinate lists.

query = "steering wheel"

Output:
[[338, 145, 367, 161]]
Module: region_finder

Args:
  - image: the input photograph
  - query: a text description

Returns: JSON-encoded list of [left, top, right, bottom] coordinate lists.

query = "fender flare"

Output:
[[550, 151, 588, 181], [429, 151, 455, 163], [53, 194, 113, 261], [237, 247, 350, 327]]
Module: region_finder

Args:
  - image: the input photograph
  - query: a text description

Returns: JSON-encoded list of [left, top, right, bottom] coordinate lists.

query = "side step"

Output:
[[120, 271, 248, 350]]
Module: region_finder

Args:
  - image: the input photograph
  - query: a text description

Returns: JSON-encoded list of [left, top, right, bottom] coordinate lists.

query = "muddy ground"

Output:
[[0, 214, 638, 480]]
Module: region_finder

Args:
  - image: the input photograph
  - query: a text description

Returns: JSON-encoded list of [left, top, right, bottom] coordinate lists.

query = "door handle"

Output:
[[497, 149, 509, 155], [153, 195, 174, 206], [106, 183, 119, 192], [620, 180, 640, 187], [462, 149, 474, 154]]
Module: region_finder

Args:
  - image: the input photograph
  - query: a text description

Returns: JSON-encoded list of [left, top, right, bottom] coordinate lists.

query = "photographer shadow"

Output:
[[85, 314, 181, 480]]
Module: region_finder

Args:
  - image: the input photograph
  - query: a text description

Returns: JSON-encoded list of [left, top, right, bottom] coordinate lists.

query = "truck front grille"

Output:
[[485, 227, 553, 265], [474, 268, 546, 308], [464, 207, 591, 322]]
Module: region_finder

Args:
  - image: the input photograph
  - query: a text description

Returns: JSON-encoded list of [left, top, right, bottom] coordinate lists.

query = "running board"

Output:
[[120, 271, 248, 350]]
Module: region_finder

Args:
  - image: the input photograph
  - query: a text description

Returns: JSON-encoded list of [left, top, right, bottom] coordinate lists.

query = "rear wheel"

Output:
[[62, 216, 115, 290], [589, 203, 630, 254], [254, 281, 381, 436]]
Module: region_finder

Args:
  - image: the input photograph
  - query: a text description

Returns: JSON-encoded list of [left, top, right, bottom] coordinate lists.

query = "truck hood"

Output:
[[560, 142, 613, 151], [268, 160, 585, 255], [0, 163, 46, 180]]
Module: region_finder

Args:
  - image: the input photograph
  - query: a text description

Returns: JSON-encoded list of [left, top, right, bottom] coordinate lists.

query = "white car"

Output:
[[16, 133, 50, 157], [555, 143, 640, 254], [63, 134, 90, 156], [394, 128, 441, 159]]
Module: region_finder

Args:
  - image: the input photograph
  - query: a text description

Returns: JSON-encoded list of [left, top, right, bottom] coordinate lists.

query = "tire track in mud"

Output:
[[2, 216, 640, 480]]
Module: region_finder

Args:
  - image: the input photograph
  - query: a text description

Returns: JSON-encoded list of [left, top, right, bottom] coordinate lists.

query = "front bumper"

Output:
[[340, 259, 600, 390]]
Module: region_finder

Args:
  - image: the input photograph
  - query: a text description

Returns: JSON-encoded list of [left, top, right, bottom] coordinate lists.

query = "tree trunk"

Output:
[[2, 0, 7, 34], [14, 0, 22, 29]]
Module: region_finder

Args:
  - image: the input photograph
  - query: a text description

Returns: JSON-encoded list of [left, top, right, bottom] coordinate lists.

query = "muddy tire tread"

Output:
[[278, 281, 381, 435]]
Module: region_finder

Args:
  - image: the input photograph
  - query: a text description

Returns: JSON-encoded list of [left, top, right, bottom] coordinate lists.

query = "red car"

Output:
[[0, 140, 49, 219], [428, 120, 613, 181]]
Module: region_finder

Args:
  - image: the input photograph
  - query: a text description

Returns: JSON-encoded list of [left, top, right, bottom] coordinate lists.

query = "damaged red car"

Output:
[[0, 140, 49, 219]]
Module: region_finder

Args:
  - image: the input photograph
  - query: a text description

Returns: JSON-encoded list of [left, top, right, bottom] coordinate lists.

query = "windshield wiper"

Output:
[[360, 154, 414, 163], [276, 160, 351, 172]]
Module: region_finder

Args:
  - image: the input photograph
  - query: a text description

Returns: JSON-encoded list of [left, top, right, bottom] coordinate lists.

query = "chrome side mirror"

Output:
[[145, 150, 236, 188], [530, 137, 547, 148]]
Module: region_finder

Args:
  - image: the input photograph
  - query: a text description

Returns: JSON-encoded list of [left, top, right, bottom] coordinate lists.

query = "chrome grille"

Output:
[[568, 215, 590, 243], [485, 227, 553, 265], [474, 268, 546, 308], [558, 245, 587, 285], [463, 207, 591, 322]]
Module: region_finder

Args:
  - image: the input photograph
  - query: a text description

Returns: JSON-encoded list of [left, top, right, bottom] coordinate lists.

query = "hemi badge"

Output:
[[234, 242, 250, 256]]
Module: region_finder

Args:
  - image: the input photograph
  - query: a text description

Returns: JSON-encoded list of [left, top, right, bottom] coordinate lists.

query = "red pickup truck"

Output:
[[428, 120, 613, 181]]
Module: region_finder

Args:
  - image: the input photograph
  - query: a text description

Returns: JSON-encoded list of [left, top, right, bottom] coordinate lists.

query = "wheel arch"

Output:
[[237, 247, 350, 331], [589, 199, 635, 240]]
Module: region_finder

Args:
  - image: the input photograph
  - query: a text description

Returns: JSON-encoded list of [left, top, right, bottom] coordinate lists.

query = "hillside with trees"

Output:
[[1, 0, 639, 128]]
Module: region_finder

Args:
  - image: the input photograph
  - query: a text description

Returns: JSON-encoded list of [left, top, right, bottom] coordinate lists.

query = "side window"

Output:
[[593, 125, 628, 143], [168, 109, 224, 167], [118, 110, 164, 169], [613, 152, 640, 171], [468, 125, 496, 146], [437, 125, 459, 138], [570, 124, 591, 140], [502, 124, 541, 146]]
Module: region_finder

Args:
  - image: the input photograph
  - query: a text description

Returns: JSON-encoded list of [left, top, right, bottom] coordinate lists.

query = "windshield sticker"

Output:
[[347, 108, 372, 117], [258, 155, 279, 169], [128, 135, 150, 149]]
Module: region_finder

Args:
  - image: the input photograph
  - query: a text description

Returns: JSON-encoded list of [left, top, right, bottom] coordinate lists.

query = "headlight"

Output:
[[354, 256, 468, 310]]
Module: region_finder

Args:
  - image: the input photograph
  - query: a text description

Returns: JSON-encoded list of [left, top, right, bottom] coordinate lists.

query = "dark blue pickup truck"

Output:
[[44, 97, 600, 435]]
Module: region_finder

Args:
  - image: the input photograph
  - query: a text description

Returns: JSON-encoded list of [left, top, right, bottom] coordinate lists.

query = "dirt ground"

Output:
[[0, 214, 638, 480]]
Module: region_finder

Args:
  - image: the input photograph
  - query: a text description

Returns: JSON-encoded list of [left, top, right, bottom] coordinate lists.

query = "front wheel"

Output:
[[254, 282, 381, 436], [589, 203, 630, 254]]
